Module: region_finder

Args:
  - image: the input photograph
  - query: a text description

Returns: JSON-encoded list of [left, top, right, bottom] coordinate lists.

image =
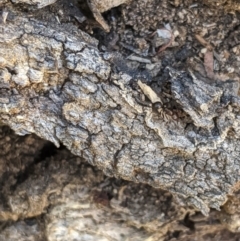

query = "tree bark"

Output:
[[0, 126, 239, 241], [0, 1, 240, 238]]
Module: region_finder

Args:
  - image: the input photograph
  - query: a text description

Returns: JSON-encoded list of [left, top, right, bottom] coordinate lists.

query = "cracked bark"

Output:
[[1, 0, 240, 230], [1, 126, 240, 241]]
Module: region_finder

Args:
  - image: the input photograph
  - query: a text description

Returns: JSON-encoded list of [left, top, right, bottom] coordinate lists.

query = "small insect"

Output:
[[137, 80, 175, 121]]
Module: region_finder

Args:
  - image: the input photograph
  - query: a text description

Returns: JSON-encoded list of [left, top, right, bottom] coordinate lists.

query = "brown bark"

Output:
[[0, 0, 240, 240], [0, 126, 239, 241]]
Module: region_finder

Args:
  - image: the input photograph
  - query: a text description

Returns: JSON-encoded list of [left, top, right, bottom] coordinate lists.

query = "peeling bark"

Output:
[[0, 0, 240, 221]]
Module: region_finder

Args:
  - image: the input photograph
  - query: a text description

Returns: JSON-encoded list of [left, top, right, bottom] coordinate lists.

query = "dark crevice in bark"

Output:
[[11, 142, 60, 191]]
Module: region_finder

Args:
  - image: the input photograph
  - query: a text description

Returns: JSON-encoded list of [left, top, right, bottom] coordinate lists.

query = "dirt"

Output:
[[18, 0, 240, 85]]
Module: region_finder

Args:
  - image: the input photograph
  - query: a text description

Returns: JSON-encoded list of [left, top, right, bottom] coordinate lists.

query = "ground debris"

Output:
[[87, 0, 129, 32], [203, 0, 240, 12], [138, 80, 162, 104], [204, 50, 215, 79]]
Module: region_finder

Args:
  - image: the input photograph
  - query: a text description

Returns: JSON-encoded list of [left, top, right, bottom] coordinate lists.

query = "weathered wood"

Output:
[[0, 126, 239, 241], [0, 0, 240, 222]]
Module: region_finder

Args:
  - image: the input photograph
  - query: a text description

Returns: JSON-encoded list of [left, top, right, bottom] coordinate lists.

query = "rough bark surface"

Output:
[[1, 126, 240, 241], [0, 4, 240, 241], [0, 0, 240, 218]]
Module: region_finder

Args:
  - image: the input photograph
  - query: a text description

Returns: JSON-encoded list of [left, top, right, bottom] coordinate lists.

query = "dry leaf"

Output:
[[137, 80, 162, 104]]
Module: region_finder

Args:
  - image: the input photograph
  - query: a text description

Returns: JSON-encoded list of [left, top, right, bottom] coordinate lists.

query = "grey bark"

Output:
[[0, 127, 187, 241], [0, 0, 240, 219], [0, 126, 239, 241]]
